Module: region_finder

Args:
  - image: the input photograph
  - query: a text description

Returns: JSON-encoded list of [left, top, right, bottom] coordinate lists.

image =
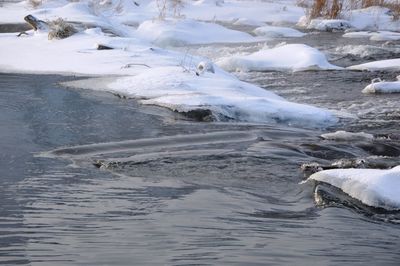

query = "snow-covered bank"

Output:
[[0, 18, 336, 127], [309, 166, 400, 210], [216, 44, 341, 72], [299, 6, 400, 32]]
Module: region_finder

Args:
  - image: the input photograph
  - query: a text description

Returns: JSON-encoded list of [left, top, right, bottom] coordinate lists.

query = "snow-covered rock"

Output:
[[216, 44, 341, 72], [305, 19, 353, 31], [136, 19, 256, 46], [253, 25, 306, 38], [309, 166, 400, 210]]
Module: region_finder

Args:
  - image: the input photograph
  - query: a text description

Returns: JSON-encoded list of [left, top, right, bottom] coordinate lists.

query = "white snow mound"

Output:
[[216, 44, 341, 72], [136, 19, 255, 46], [309, 166, 400, 210]]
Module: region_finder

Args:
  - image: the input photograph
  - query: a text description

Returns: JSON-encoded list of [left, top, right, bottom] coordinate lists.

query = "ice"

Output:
[[343, 31, 400, 41], [348, 59, 400, 71], [216, 44, 342, 72], [363, 80, 400, 94], [299, 6, 400, 31], [309, 166, 400, 210], [0, 0, 337, 127], [321, 130, 374, 141], [303, 19, 353, 31], [253, 25, 306, 38]]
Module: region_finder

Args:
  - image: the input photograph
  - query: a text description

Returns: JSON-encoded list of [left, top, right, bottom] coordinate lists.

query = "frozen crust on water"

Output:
[[136, 19, 256, 46], [348, 58, 400, 71], [363, 81, 400, 94], [253, 25, 306, 38], [321, 130, 374, 141], [216, 44, 342, 72], [343, 31, 400, 41], [107, 66, 337, 126], [309, 166, 400, 210]]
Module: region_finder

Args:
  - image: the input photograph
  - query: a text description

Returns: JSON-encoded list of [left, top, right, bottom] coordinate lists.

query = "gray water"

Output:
[[1, 32, 400, 265]]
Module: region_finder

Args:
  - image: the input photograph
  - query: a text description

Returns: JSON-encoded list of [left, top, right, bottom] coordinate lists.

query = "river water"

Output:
[[1, 31, 400, 265]]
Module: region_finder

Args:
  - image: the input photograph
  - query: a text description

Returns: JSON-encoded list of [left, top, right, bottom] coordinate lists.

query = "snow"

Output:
[[321, 130, 374, 141], [303, 19, 353, 31], [253, 25, 306, 38], [136, 19, 256, 46], [299, 6, 400, 32], [343, 31, 400, 41], [348, 59, 400, 71], [363, 80, 400, 94], [104, 66, 336, 125], [183, 0, 304, 24], [0, 0, 338, 127], [216, 44, 342, 72], [309, 166, 400, 210]]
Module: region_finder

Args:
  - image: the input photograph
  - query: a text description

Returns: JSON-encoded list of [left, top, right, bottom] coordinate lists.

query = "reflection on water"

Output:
[[1, 71, 400, 265]]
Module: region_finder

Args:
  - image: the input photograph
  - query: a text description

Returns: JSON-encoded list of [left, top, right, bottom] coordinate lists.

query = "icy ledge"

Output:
[[309, 166, 400, 210], [216, 44, 342, 72], [105, 66, 337, 126]]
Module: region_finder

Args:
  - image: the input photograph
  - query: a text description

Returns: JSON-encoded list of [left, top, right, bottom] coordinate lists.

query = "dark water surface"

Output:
[[1, 71, 400, 266]]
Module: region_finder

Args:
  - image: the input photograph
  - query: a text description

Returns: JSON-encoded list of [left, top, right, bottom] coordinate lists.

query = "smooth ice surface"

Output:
[[309, 166, 400, 210], [216, 44, 341, 72], [253, 25, 306, 38]]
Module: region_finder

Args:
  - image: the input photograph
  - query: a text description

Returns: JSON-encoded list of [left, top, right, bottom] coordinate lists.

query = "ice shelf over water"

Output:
[[216, 44, 342, 72], [309, 166, 400, 210]]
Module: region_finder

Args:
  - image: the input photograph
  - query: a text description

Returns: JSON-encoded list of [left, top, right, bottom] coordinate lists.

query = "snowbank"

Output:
[[136, 19, 256, 46], [0, 24, 336, 127], [343, 31, 400, 41], [184, 0, 304, 24], [348, 59, 400, 71], [363, 80, 400, 94], [309, 166, 400, 210], [253, 25, 306, 38], [216, 44, 341, 72]]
